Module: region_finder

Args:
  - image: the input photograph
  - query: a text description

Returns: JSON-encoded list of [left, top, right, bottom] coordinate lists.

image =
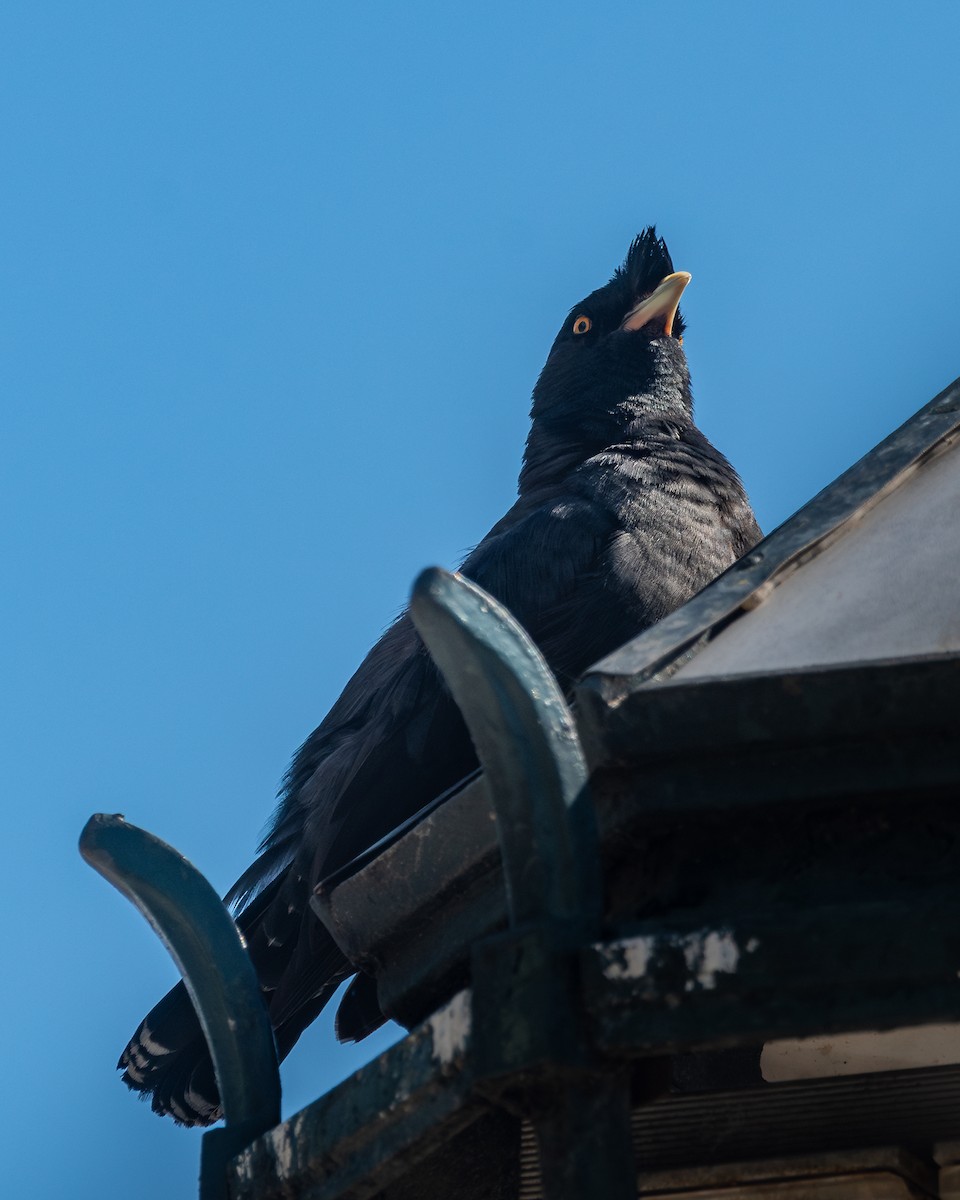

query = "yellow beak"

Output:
[[620, 271, 691, 337]]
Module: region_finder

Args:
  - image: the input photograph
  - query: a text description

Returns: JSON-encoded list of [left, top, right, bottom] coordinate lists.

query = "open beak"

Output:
[[620, 271, 691, 337]]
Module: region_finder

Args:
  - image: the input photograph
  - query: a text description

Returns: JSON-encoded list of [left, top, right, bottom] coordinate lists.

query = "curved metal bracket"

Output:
[[79, 814, 281, 1141], [410, 567, 601, 929]]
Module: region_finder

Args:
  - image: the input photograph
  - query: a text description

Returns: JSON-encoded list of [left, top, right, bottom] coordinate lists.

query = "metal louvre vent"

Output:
[[631, 1066, 960, 1169], [519, 1120, 542, 1200], [518, 1066, 960, 1197]]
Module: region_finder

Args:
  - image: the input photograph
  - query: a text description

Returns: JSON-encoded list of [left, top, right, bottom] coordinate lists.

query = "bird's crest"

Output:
[[610, 227, 685, 339], [614, 226, 673, 287]]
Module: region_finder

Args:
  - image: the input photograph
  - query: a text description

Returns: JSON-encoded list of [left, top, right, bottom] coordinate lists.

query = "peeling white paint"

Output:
[[427, 989, 472, 1066], [682, 929, 741, 990], [599, 928, 756, 988], [600, 936, 656, 980], [271, 1123, 295, 1175]]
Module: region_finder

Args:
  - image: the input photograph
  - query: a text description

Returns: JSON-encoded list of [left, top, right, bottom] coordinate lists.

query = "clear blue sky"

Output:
[[2, 4, 959, 1196]]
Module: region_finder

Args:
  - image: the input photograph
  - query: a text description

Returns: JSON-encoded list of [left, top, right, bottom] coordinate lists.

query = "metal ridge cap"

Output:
[[578, 372, 960, 702]]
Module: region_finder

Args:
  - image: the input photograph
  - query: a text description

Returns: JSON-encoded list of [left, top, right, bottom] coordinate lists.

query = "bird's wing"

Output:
[[228, 487, 614, 942], [220, 614, 474, 1013], [460, 488, 634, 685]]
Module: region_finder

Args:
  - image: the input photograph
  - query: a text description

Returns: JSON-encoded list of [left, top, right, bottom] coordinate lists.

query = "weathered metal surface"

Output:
[[318, 769, 482, 894], [279, 643, 960, 1191], [470, 925, 598, 1081], [465, 923, 644, 1200], [526, 1074, 636, 1200], [314, 652, 960, 1032], [372, 1110, 520, 1200], [582, 898, 960, 1055], [579, 651, 960, 792], [232, 1051, 960, 1197], [79, 814, 281, 1199], [225, 782, 960, 1193], [408, 567, 600, 928], [228, 990, 484, 1200], [231, 889, 960, 1191], [579, 372, 960, 701], [312, 775, 506, 1026]]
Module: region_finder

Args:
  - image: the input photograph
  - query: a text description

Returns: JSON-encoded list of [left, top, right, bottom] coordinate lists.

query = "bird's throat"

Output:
[[519, 341, 692, 495]]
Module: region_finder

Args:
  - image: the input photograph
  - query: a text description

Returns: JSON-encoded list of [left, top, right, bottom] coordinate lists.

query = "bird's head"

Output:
[[574, 225, 688, 341], [521, 228, 693, 490], [540, 227, 689, 395]]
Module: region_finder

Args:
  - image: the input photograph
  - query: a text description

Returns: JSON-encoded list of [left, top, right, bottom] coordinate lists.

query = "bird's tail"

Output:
[[119, 980, 221, 1125], [120, 973, 351, 1126], [120, 912, 353, 1127]]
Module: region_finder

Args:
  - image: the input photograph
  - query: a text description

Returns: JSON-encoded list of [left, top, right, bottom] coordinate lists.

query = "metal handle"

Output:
[[79, 814, 281, 1139], [410, 567, 601, 929]]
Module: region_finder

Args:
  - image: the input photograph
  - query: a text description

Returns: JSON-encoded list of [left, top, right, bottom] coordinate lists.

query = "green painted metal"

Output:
[[316, 651, 960, 1044], [230, 990, 485, 1200], [583, 897, 960, 1055], [579, 649, 960, 797], [410, 568, 636, 1200], [312, 773, 504, 1027], [409, 567, 601, 929], [531, 1073, 636, 1200], [79, 814, 280, 1199]]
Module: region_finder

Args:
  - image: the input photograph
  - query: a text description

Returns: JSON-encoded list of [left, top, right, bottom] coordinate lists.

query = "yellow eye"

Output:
[[572, 315, 592, 335]]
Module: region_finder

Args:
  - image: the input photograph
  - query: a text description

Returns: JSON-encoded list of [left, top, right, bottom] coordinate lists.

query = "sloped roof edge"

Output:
[[578, 373, 960, 703]]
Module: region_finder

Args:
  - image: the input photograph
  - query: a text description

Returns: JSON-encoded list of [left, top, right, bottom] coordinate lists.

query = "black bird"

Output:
[[120, 228, 761, 1125]]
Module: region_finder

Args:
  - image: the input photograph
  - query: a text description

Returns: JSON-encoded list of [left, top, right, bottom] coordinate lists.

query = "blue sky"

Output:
[[3, 4, 959, 1196]]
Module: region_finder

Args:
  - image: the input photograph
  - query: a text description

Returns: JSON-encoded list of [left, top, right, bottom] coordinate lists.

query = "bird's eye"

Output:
[[572, 315, 592, 335]]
